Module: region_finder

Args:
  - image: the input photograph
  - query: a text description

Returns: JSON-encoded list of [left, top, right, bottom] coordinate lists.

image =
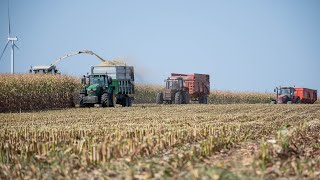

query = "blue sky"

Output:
[[0, 0, 319, 92]]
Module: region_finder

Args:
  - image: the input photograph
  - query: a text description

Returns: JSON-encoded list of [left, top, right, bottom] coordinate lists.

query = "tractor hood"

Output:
[[87, 84, 100, 96], [277, 95, 289, 104], [87, 84, 100, 90]]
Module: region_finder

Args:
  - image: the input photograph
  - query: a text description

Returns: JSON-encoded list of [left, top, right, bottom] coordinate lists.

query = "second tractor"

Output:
[[156, 73, 210, 104]]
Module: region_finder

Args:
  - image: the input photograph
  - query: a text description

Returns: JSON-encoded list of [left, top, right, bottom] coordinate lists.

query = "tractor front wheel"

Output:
[[101, 93, 109, 107], [175, 92, 183, 104]]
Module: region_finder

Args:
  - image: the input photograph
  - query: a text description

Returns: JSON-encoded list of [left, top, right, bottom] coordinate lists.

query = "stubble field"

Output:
[[1, 104, 319, 179]]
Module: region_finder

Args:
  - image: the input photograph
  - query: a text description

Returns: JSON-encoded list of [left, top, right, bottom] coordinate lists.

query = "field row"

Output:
[[0, 104, 319, 179]]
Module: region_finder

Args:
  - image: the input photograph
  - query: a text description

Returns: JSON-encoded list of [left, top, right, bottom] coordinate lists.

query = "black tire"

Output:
[[296, 98, 301, 104], [156, 93, 164, 104], [183, 92, 190, 104], [101, 93, 109, 107], [79, 94, 86, 108], [199, 96, 204, 104], [199, 95, 208, 104], [122, 96, 130, 107], [203, 95, 208, 104], [175, 92, 183, 104]]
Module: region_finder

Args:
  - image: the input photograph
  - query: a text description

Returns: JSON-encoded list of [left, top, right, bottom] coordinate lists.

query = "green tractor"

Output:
[[79, 65, 134, 107]]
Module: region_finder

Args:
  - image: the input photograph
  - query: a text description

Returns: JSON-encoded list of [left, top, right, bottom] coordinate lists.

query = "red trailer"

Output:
[[156, 73, 210, 104], [293, 88, 317, 104], [272, 87, 317, 104]]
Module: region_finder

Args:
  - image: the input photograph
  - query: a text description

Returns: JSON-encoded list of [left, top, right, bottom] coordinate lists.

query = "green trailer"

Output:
[[79, 65, 134, 107]]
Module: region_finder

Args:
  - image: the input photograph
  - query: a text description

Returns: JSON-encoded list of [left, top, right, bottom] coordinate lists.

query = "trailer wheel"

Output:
[[296, 98, 301, 104], [122, 96, 130, 107], [175, 92, 183, 104], [203, 95, 208, 104], [156, 93, 163, 104], [79, 94, 85, 108], [199, 96, 208, 104], [101, 93, 109, 107]]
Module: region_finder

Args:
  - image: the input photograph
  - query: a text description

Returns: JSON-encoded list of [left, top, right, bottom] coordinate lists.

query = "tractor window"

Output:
[[279, 88, 290, 95], [90, 76, 105, 86], [179, 80, 183, 89], [166, 80, 180, 90]]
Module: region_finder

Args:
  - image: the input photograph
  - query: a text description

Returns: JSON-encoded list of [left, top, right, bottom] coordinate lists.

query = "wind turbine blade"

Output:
[[0, 41, 10, 61], [7, 0, 11, 37], [13, 43, 19, 50]]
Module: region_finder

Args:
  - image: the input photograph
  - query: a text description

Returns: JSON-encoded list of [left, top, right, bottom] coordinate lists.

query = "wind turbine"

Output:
[[0, 0, 19, 74]]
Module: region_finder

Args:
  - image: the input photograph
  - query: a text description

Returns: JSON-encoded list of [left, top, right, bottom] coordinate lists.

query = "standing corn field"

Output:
[[0, 74, 80, 112], [0, 74, 274, 113]]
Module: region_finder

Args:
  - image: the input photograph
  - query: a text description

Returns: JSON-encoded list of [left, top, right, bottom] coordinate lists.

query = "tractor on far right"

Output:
[[271, 86, 317, 104]]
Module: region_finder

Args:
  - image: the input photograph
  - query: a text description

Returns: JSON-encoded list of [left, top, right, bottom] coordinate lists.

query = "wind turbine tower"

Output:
[[0, 0, 19, 74]]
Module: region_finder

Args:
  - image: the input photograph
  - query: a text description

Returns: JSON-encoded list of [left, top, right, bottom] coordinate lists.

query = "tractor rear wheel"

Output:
[[156, 93, 164, 104], [101, 93, 110, 107], [183, 92, 190, 104], [175, 92, 183, 104]]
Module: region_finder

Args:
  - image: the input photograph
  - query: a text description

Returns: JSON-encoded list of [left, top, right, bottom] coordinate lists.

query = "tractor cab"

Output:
[[165, 77, 184, 90], [83, 75, 112, 97], [80, 74, 114, 107], [274, 87, 295, 104], [278, 87, 294, 98], [156, 77, 190, 104]]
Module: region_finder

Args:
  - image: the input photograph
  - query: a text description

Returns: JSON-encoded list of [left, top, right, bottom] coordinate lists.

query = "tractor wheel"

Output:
[[101, 93, 109, 107], [156, 93, 164, 104], [296, 98, 301, 104], [79, 94, 86, 108], [183, 92, 190, 104], [175, 92, 183, 104]]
